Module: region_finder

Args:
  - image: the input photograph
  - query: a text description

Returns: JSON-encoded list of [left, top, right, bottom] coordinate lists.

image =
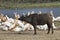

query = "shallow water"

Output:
[[0, 8, 60, 18]]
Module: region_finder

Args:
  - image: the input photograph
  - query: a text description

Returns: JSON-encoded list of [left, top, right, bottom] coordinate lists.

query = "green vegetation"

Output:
[[0, 2, 60, 9], [0, 0, 60, 3]]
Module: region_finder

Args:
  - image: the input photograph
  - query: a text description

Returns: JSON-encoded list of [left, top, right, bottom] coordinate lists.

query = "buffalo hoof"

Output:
[[47, 32, 49, 34], [34, 33, 37, 35], [18, 32, 22, 34], [52, 31, 54, 34]]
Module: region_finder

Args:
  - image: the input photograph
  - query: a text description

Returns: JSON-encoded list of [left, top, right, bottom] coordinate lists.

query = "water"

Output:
[[0, 8, 60, 18]]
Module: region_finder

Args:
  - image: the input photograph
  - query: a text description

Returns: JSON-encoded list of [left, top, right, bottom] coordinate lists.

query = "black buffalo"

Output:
[[19, 13, 54, 35]]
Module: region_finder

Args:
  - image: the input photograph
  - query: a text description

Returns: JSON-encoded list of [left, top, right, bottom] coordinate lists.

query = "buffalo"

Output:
[[19, 13, 54, 35]]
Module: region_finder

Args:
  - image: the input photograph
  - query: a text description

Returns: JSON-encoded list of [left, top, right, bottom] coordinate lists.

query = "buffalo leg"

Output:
[[51, 25, 54, 34], [47, 24, 50, 34], [33, 25, 36, 35]]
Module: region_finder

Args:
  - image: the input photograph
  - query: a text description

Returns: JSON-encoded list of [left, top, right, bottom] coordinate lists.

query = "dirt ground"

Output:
[[0, 29, 60, 40]]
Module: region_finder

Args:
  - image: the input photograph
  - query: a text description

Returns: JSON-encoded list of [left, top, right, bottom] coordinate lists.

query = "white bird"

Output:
[[52, 23, 56, 29], [37, 24, 48, 30], [38, 11, 42, 14], [55, 16, 60, 21], [23, 23, 34, 31], [31, 11, 34, 14], [0, 22, 9, 31], [50, 10, 53, 16], [27, 11, 30, 16]]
